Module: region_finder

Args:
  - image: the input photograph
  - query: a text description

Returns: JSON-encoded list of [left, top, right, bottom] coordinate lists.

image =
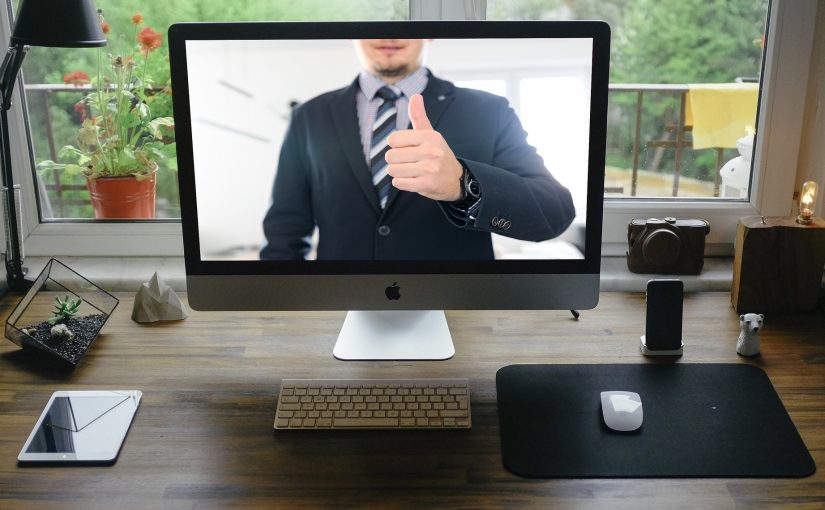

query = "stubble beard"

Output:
[[374, 63, 409, 79]]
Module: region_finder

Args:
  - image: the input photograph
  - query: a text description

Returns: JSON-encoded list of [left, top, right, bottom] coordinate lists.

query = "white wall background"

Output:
[[185, 38, 592, 259]]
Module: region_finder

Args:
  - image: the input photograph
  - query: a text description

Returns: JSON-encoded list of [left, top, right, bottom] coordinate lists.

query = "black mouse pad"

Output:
[[496, 364, 815, 478]]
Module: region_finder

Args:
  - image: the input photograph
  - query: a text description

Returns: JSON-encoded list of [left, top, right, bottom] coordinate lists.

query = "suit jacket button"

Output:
[[377, 225, 391, 236]]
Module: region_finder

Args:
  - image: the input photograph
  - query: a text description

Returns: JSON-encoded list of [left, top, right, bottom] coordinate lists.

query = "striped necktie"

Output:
[[370, 85, 401, 209]]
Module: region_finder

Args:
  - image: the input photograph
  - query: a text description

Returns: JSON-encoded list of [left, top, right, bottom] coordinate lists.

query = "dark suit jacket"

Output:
[[261, 72, 575, 260]]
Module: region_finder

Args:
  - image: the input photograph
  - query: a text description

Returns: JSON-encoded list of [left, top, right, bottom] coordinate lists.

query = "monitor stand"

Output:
[[332, 310, 455, 361]]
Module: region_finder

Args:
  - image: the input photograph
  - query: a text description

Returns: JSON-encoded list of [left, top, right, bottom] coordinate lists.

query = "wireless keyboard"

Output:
[[274, 378, 471, 429]]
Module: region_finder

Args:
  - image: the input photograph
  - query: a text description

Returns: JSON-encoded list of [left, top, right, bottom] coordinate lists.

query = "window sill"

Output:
[[13, 256, 735, 295], [599, 256, 734, 293], [19, 256, 187, 293]]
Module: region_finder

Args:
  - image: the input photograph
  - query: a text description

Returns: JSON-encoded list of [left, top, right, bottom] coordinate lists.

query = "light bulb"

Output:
[[796, 181, 818, 224]]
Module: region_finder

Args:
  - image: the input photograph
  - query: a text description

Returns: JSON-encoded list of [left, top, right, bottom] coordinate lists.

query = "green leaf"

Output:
[[64, 164, 88, 176], [116, 110, 141, 129], [119, 147, 139, 170], [160, 143, 178, 170], [148, 117, 175, 139], [58, 145, 84, 159], [36, 160, 65, 175]]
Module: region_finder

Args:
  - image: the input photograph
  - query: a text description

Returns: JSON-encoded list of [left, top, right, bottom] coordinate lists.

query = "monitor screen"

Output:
[[169, 21, 608, 316]]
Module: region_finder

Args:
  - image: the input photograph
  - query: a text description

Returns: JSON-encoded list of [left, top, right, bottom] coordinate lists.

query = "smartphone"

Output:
[[18, 390, 141, 465], [644, 279, 683, 351]]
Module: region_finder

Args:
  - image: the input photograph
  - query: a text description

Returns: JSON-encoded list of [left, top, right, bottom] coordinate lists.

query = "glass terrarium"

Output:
[[5, 259, 119, 366]]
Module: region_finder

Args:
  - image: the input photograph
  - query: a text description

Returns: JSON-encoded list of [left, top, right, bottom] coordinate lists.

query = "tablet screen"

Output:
[[19, 390, 141, 463]]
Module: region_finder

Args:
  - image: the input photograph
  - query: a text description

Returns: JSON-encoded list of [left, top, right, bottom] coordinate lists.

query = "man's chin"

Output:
[[375, 65, 409, 78]]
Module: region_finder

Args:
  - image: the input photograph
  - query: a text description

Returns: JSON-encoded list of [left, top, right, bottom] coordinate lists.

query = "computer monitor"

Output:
[[168, 21, 608, 360]]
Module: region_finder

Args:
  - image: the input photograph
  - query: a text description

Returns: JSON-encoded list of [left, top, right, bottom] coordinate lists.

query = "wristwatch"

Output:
[[461, 163, 481, 201], [453, 161, 481, 209]]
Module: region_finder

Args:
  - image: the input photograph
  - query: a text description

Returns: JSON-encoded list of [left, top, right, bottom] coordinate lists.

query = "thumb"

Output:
[[408, 94, 433, 130]]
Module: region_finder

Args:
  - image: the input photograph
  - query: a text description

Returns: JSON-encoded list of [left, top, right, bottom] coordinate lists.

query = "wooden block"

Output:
[[732, 216, 825, 313]]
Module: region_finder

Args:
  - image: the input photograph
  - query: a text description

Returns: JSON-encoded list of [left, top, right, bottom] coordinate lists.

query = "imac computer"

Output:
[[168, 21, 608, 360]]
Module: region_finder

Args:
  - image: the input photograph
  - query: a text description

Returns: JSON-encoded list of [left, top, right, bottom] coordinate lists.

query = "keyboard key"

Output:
[[334, 418, 399, 428]]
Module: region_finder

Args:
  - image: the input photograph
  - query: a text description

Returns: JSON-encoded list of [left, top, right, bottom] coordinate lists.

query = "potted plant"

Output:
[[39, 12, 176, 219]]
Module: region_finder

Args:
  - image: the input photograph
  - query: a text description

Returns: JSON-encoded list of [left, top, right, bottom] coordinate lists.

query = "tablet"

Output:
[[18, 390, 142, 464]]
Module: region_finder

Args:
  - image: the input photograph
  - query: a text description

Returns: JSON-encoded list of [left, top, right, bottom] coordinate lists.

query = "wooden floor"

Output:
[[0, 292, 823, 509]]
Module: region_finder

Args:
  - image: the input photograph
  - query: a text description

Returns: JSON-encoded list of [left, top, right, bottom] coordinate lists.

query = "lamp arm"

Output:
[[0, 42, 31, 290], [0, 43, 28, 111]]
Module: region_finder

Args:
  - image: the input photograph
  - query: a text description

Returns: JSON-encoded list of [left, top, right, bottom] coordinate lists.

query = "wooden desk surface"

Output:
[[0, 292, 823, 510]]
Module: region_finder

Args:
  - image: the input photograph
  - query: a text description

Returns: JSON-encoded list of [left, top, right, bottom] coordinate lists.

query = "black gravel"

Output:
[[20, 314, 108, 366]]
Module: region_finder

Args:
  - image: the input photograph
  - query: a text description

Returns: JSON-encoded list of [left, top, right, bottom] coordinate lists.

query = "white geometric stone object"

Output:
[[131, 272, 188, 323]]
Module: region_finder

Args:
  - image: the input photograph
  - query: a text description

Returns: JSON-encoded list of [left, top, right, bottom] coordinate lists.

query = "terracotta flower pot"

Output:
[[85, 170, 157, 219]]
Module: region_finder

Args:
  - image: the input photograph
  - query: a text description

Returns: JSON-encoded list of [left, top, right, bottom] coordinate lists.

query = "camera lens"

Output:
[[642, 228, 681, 267]]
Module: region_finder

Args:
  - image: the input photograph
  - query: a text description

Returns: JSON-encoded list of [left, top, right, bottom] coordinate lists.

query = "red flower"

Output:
[[63, 70, 90, 86], [137, 27, 162, 55], [73, 101, 87, 121], [131, 13, 144, 25], [100, 21, 111, 34]]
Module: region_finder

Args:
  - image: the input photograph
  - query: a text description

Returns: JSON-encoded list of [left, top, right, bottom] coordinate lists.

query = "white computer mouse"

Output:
[[600, 391, 643, 432]]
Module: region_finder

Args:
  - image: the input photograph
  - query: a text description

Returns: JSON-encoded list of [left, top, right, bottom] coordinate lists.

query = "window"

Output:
[[486, 0, 824, 253], [0, 0, 819, 257], [19, 0, 407, 222], [491, 0, 768, 203], [3, 0, 406, 256]]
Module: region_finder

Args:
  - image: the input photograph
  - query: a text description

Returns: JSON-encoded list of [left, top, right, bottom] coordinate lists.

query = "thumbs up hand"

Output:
[[408, 92, 433, 130], [386, 94, 463, 202]]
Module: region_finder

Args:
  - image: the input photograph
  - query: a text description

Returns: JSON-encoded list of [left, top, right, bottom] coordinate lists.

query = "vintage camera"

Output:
[[627, 217, 709, 274]]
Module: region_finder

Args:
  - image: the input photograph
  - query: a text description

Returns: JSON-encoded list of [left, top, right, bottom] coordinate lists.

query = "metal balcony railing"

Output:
[[608, 84, 728, 198], [24, 82, 737, 217]]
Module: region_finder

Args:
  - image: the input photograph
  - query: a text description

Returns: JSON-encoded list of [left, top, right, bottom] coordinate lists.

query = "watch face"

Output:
[[467, 178, 480, 198], [461, 165, 480, 199]]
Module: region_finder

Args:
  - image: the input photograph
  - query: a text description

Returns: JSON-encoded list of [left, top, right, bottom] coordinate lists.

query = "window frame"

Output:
[[0, 0, 817, 258], [600, 0, 819, 255]]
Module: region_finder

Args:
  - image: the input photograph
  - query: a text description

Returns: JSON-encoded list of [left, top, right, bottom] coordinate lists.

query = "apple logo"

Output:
[[385, 282, 401, 300]]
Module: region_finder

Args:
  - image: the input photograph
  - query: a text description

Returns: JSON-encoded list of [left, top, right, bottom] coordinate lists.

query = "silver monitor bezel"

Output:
[[169, 21, 608, 311]]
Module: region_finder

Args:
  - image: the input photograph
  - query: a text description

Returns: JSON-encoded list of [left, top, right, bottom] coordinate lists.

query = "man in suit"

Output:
[[261, 39, 575, 260]]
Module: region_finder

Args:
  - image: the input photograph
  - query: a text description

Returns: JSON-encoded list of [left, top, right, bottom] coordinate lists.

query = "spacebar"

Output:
[[333, 418, 399, 427]]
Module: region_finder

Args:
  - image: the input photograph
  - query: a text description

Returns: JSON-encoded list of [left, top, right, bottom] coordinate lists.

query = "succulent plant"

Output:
[[48, 295, 82, 325]]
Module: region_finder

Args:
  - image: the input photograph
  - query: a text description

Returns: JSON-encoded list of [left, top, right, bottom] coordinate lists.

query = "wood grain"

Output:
[[0, 292, 823, 510], [732, 216, 825, 313]]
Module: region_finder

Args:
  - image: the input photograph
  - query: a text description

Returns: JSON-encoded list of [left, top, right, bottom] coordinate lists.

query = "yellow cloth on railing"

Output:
[[685, 83, 758, 149]]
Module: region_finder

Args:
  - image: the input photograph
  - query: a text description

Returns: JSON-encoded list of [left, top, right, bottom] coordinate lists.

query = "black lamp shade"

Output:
[[10, 0, 106, 48]]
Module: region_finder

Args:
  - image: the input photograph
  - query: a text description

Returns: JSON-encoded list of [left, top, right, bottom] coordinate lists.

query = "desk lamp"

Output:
[[1, 0, 105, 290]]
